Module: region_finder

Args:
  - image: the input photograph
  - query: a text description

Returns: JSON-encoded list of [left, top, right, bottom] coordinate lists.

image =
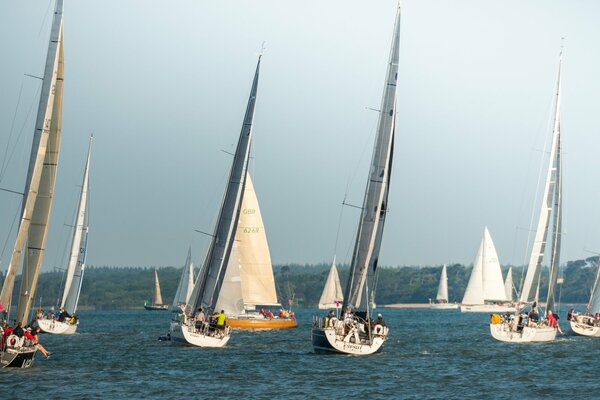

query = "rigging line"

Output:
[[0, 187, 24, 196], [0, 200, 23, 265], [0, 82, 25, 182], [37, 0, 54, 37]]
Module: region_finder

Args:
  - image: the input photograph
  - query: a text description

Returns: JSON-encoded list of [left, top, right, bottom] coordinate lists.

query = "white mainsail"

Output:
[[188, 57, 259, 314], [504, 266, 514, 302], [62, 137, 92, 315], [519, 49, 564, 311], [462, 227, 508, 305], [172, 247, 195, 310], [319, 257, 344, 309], [153, 270, 164, 305], [0, 0, 64, 324], [343, 4, 399, 311], [588, 261, 600, 315], [436, 264, 449, 302]]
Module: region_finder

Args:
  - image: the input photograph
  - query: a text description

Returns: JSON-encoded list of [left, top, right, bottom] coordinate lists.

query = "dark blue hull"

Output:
[[1, 348, 37, 368]]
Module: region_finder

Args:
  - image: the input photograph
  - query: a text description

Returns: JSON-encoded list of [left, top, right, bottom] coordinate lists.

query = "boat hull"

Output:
[[226, 317, 297, 329], [490, 323, 557, 342], [144, 304, 169, 311], [460, 304, 516, 313], [35, 318, 78, 334], [569, 320, 600, 337], [0, 347, 37, 369], [430, 303, 459, 310], [311, 327, 386, 355], [170, 321, 230, 348]]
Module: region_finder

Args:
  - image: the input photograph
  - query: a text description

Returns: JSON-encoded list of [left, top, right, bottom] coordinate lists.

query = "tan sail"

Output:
[[154, 270, 164, 305], [0, 7, 64, 323]]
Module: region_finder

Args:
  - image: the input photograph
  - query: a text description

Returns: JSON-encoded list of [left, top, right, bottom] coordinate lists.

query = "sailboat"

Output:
[[311, 3, 399, 355], [569, 261, 600, 337], [0, 0, 64, 368], [318, 257, 344, 310], [36, 136, 92, 334], [144, 270, 169, 310], [170, 55, 260, 347], [171, 247, 195, 312], [460, 227, 515, 313], [430, 264, 458, 309], [218, 174, 297, 329], [490, 48, 564, 343]]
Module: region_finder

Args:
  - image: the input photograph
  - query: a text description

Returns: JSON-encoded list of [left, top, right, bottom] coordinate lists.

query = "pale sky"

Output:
[[0, 0, 599, 271]]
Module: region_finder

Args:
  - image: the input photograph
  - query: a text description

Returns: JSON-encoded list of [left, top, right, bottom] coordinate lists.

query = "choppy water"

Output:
[[1, 308, 599, 399]]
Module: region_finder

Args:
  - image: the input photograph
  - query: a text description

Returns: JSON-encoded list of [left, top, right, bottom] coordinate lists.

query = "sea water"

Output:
[[1, 308, 598, 399]]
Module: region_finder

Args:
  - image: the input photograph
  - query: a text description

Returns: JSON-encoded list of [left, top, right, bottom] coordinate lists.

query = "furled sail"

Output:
[[172, 247, 195, 310], [62, 137, 92, 315], [188, 57, 260, 313], [519, 49, 563, 307], [504, 266, 514, 302], [319, 257, 344, 309], [436, 264, 449, 302], [343, 5, 400, 311], [0, 0, 64, 324], [153, 270, 164, 305]]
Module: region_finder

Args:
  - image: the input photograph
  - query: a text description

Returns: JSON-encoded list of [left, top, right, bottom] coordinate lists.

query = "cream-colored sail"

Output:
[[153, 270, 164, 305], [318, 257, 344, 309], [236, 174, 279, 307]]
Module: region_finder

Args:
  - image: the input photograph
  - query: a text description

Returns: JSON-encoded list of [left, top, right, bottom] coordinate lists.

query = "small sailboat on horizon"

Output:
[[144, 269, 169, 311], [430, 264, 458, 309]]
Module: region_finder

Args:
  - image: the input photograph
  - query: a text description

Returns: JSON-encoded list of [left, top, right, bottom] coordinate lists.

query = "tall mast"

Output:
[[342, 4, 400, 311], [519, 48, 563, 304], [0, 0, 65, 323], [188, 56, 260, 313]]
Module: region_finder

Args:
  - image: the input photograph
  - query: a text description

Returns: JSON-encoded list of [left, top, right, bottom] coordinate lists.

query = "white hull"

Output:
[[460, 304, 516, 313], [569, 320, 600, 337], [430, 302, 459, 310], [35, 318, 78, 335], [311, 327, 387, 355], [490, 323, 557, 342], [170, 321, 230, 348]]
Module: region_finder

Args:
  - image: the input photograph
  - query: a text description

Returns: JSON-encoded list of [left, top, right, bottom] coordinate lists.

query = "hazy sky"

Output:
[[1, 0, 599, 272]]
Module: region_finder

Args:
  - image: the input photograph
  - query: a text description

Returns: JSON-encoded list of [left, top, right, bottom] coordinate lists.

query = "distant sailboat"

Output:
[[36, 136, 92, 334], [170, 55, 260, 347], [144, 270, 169, 311], [218, 174, 297, 329], [460, 227, 515, 313], [171, 247, 195, 312], [318, 257, 344, 310], [569, 261, 600, 337], [504, 266, 514, 302], [430, 264, 458, 309], [490, 47, 564, 343], [0, 0, 64, 368], [311, 3, 399, 355]]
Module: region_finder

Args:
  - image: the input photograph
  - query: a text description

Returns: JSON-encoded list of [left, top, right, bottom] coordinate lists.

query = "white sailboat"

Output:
[[460, 227, 515, 313], [311, 3, 399, 355], [144, 269, 169, 310], [171, 247, 195, 312], [318, 257, 344, 310], [568, 260, 600, 336], [490, 48, 564, 343], [170, 55, 260, 347], [36, 136, 92, 334], [430, 264, 458, 309], [0, 0, 64, 368], [217, 174, 297, 329]]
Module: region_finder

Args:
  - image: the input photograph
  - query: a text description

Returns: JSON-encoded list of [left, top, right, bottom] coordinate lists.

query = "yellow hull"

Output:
[[226, 318, 298, 329]]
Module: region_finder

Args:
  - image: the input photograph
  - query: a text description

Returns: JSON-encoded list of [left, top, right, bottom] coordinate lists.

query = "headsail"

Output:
[[62, 136, 92, 315], [188, 57, 260, 313], [504, 266, 514, 302], [172, 247, 195, 310], [436, 264, 449, 302], [319, 256, 344, 309], [0, 0, 64, 324], [343, 4, 400, 311]]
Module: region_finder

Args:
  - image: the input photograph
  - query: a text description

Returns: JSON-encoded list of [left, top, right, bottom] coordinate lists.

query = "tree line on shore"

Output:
[[4, 256, 597, 310]]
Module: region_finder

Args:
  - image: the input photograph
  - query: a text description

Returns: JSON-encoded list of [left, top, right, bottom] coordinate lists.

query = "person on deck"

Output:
[[267, 310, 274, 319], [214, 310, 226, 330], [30, 327, 49, 357], [375, 313, 386, 327], [279, 309, 284, 319], [13, 322, 24, 338]]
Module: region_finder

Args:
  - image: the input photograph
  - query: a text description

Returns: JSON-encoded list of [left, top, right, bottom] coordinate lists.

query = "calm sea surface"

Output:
[[1, 307, 598, 399]]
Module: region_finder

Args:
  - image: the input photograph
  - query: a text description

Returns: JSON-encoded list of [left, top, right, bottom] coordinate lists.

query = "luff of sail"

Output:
[[62, 136, 92, 314], [436, 264, 449, 302], [343, 5, 400, 311], [319, 257, 344, 309], [0, 1, 64, 323], [188, 57, 260, 313]]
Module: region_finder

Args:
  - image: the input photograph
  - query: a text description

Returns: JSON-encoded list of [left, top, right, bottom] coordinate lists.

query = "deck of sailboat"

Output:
[[227, 316, 297, 329]]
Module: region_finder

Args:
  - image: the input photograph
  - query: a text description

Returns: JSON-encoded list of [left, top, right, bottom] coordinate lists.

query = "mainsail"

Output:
[[343, 5, 400, 311], [436, 264, 449, 302], [188, 57, 260, 313], [319, 257, 344, 309], [519, 49, 564, 312], [172, 247, 195, 310], [153, 270, 164, 305], [0, 0, 64, 324], [462, 227, 508, 305], [62, 137, 92, 315]]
